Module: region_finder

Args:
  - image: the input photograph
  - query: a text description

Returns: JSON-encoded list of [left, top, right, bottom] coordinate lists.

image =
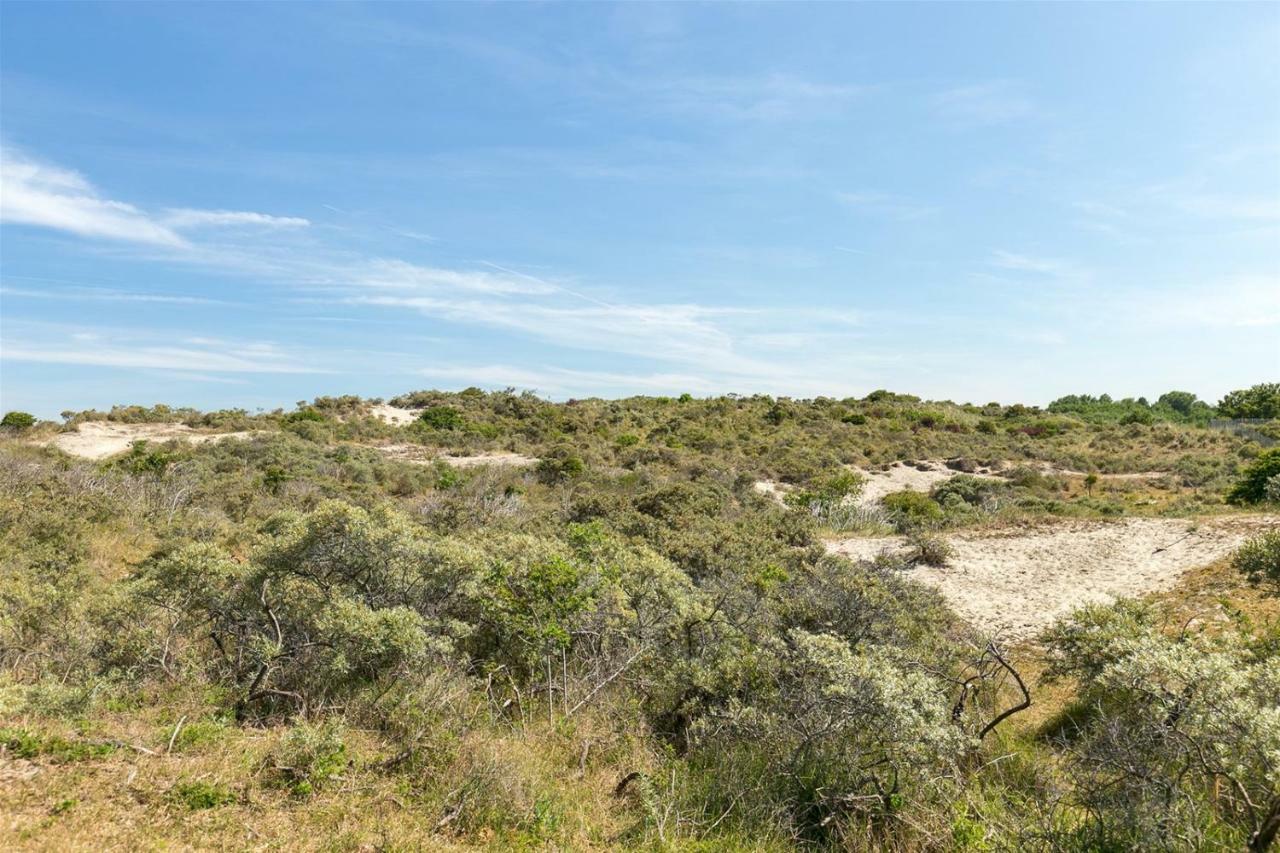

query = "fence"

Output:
[[1208, 419, 1278, 447]]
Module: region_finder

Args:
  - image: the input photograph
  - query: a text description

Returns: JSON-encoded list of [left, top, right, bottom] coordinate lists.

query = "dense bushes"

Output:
[[1218, 383, 1280, 420], [0, 387, 1274, 849], [1228, 449, 1280, 504], [1043, 602, 1280, 850]]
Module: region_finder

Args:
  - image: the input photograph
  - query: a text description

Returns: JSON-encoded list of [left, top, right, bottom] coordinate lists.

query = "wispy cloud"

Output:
[[0, 144, 308, 247], [989, 250, 1075, 276], [933, 81, 1036, 127], [2, 336, 322, 374], [645, 73, 874, 121], [163, 208, 310, 229], [835, 190, 938, 221], [0, 284, 231, 306], [0, 146, 187, 246]]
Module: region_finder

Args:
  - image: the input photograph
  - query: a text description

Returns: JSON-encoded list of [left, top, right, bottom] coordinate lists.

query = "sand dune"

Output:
[[370, 404, 421, 426], [827, 515, 1277, 640], [45, 422, 257, 460]]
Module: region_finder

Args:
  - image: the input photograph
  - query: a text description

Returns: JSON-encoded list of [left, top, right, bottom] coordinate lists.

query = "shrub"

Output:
[[1, 411, 36, 430], [535, 447, 585, 483], [931, 474, 1000, 509], [907, 531, 952, 567], [1227, 449, 1280, 504], [171, 780, 237, 810], [268, 721, 348, 796], [881, 490, 944, 531], [1042, 602, 1280, 849], [419, 406, 465, 430], [1233, 532, 1280, 593]]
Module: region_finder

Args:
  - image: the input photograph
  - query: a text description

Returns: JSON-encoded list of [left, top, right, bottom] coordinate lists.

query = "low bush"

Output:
[[1233, 532, 1280, 593], [1, 411, 36, 430], [1227, 449, 1280, 504]]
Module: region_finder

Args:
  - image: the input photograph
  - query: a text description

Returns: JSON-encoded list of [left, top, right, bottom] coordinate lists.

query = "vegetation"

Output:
[[0, 387, 1276, 849], [1219, 383, 1280, 420], [1, 411, 36, 430], [1235, 532, 1280, 594]]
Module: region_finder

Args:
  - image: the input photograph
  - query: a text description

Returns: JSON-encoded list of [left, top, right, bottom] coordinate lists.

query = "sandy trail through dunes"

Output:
[[756, 459, 1174, 510], [828, 515, 1277, 640], [375, 444, 537, 468], [45, 422, 257, 460]]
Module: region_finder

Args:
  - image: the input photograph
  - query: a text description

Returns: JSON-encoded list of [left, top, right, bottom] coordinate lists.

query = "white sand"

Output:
[[856, 461, 1002, 507], [370, 404, 421, 426], [827, 515, 1277, 640], [375, 444, 537, 468], [752, 480, 792, 501], [754, 460, 1000, 509], [46, 422, 257, 461]]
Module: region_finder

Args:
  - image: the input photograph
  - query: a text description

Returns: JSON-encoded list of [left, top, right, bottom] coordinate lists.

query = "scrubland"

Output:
[[1, 386, 1278, 851]]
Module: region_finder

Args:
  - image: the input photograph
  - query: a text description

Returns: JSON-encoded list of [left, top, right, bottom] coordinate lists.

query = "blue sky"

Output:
[[1, 2, 1277, 417]]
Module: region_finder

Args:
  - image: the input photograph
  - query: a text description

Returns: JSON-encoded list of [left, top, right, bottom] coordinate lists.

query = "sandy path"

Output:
[[375, 444, 537, 468], [46, 422, 257, 460], [827, 515, 1277, 640]]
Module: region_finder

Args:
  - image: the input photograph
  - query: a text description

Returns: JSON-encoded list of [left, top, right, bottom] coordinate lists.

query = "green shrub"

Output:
[[419, 405, 465, 430], [171, 780, 237, 810], [269, 720, 348, 796], [907, 531, 952, 567], [881, 490, 944, 531], [1, 411, 36, 430], [1227, 449, 1280, 504], [0, 728, 115, 762], [1233, 532, 1280, 593]]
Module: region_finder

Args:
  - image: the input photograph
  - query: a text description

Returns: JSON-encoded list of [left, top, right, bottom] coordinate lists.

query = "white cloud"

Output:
[[1, 323, 322, 374], [644, 72, 873, 120], [163, 208, 310, 229], [990, 250, 1075, 277], [0, 146, 187, 246], [0, 144, 310, 247], [835, 190, 937, 221], [934, 82, 1036, 127]]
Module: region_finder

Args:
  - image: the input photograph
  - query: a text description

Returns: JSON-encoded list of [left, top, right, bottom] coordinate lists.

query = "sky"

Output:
[[1, 2, 1278, 417]]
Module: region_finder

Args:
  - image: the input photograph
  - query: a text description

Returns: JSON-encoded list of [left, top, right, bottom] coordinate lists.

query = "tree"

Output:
[[1156, 390, 1198, 416], [1228, 449, 1280, 504], [1218, 383, 1280, 420], [1, 411, 36, 430]]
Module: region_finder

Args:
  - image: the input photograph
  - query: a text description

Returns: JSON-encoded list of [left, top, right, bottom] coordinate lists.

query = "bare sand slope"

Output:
[[370, 404, 421, 426], [375, 444, 537, 468], [754, 460, 1002, 508], [47, 422, 257, 460], [857, 461, 1001, 506], [757, 459, 1173, 510], [827, 515, 1277, 640]]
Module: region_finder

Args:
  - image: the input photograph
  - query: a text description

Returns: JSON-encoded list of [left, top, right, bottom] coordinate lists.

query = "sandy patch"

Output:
[[375, 444, 536, 468], [1012, 461, 1169, 481], [857, 461, 1001, 507], [827, 515, 1277, 640], [753, 480, 792, 502], [46, 422, 257, 461], [370, 404, 421, 426]]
